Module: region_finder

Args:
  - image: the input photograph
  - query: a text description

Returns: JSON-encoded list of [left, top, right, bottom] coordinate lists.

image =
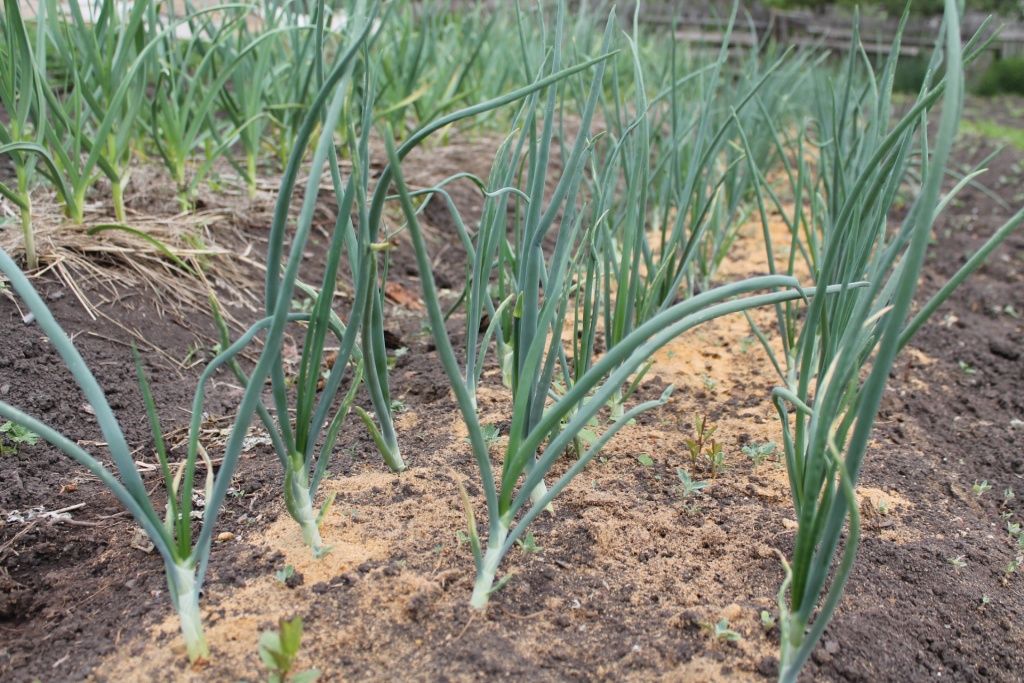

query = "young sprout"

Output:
[[707, 440, 726, 479], [683, 414, 716, 471], [516, 532, 542, 554], [259, 616, 319, 683], [466, 424, 500, 448], [948, 555, 968, 570], [973, 480, 992, 497], [676, 468, 709, 499], [742, 441, 777, 466], [0, 420, 39, 455], [276, 565, 297, 584], [957, 360, 977, 375], [713, 619, 742, 642], [0, 0, 75, 269]]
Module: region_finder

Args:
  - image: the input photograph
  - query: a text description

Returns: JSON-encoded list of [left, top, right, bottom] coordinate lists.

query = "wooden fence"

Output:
[[624, 2, 1024, 58]]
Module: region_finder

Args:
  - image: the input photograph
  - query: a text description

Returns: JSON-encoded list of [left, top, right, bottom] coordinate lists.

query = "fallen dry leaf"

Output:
[[384, 282, 424, 311]]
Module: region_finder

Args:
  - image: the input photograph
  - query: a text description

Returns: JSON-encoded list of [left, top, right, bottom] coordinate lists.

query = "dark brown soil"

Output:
[[1, 111, 1022, 682], [801, 116, 1024, 682]]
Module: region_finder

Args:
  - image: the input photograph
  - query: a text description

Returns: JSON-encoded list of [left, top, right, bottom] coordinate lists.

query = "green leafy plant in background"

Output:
[[976, 55, 1024, 96], [0, 0, 74, 270], [372, 0, 503, 136], [38, 0, 155, 223], [259, 616, 319, 683], [215, 5, 310, 198], [146, 3, 301, 210], [575, 5, 816, 421]]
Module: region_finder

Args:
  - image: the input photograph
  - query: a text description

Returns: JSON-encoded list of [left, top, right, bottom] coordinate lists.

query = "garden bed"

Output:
[[1, 116, 1022, 681]]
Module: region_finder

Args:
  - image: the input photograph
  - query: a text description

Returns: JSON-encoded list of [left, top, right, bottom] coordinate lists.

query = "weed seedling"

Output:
[[636, 453, 655, 467], [707, 441, 726, 479], [275, 565, 296, 584], [742, 441, 776, 466], [516, 531, 542, 554], [972, 480, 992, 497], [683, 414, 717, 471], [948, 555, 968, 570], [259, 616, 319, 683], [712, 619, 742, 642], [676, 468, 709, 498], [760, 610, 776, 631], [481, 424, 501, 446], [466, 423, 500, 448], [958, 360, 977, 375], [0, 421, 38, 455]]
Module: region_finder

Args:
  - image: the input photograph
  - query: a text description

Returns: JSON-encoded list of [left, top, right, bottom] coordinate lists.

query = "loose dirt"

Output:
[[1, 116, 1022, 682]]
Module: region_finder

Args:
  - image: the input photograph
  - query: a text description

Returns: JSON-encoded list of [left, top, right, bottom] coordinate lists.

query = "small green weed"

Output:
[[0, 421, 39, 455], [742, 441, 776, 466], [259, 616, 319, 683], [676, 468, 709, 498]]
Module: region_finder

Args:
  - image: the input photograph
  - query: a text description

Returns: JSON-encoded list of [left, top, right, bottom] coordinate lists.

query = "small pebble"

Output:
[[216, 532, 235, 542]]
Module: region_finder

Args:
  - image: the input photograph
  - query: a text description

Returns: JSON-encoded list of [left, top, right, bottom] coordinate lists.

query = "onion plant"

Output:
[[147, 3, 295, 210], [0, 247, 316, 661], [217, 11, 293, 197], [39, 0, 156, 222], [384, 2, 862, 609], [574, 4, 814, 420], [262, 2, 325, 170], [239, 0, 391, 555], [0, 0, 73, 269], [0, 7, 380, 661], [373, 1, 502, 135], [738, 5, 1022, 680], [243, 0, 619, 555]]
